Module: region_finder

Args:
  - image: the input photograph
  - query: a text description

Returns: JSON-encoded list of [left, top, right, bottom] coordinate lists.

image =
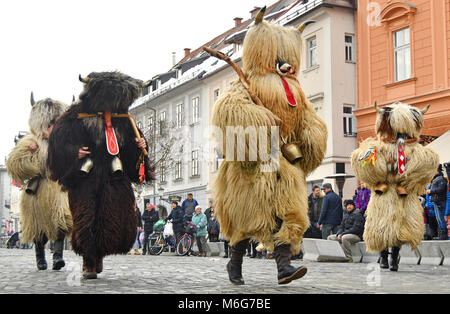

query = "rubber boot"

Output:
[[227, 239, 249, 285], [52, 240, 65, 270], [274, 244, 307, 285], [34, 242, 47, 271], [390, 246, 400, 272], [380, 249, 389, 269]]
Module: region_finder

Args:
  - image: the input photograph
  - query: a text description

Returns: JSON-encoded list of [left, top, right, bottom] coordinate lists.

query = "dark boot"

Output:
[[390, 246, 400, 272], [380, 249, 389, 269], [96, 257, 103, 274], [52, 240, 65, 270], [227, 239, 249, 285], [223, 241, 229, 258], [34, 242, 47, 271], [274, 244, 307, 285], [226, 261, 244, 285], [82, 256, 97, 279], [438, 229, 448, 240]]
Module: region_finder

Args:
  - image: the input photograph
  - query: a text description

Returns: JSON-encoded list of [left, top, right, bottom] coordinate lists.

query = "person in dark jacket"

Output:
[[204, 200, 215, 226], [327, 200, 365, 260], [207, 212, 220, 242], [428, 165, 448, 240], [141, 203, 159, 255], [317, 183, 343, 239], [182, 193, 199, 222], [304, 185, 323, 239], [166, 201, 184, 244]]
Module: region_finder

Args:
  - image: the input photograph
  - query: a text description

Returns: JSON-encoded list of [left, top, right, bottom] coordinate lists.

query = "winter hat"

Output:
[[195, 205, 202, 211]]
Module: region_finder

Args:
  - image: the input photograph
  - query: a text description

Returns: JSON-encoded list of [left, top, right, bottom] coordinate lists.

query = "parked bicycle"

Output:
[[147, 220, 177, 255], [176, 222, 197, 256]]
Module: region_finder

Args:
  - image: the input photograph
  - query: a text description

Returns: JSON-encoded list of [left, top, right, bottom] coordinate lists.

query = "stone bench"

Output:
[[417, 241, 444, 266], [439, 241, 450, 266], [399, 244, 421, 265], [357, 242, 380, 263], [302, 238, 349, 262]]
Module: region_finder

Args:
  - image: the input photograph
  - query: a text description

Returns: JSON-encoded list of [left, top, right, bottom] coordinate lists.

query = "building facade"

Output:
[[0, 166, 12, 235], [355, 0, 450, 142], [131, 0, 360, 210], [280, 0, 359, 198]]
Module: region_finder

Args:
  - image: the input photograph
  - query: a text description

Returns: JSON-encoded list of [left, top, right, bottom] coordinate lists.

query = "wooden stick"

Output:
[[202, 47, 265, 108], [127, 114, 148, 156]]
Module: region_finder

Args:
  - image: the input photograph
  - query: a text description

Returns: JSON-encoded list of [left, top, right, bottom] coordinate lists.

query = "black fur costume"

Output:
[[47, 72, 153, 277]]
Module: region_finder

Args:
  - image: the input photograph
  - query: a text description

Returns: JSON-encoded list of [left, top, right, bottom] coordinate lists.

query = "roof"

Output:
[[133, 0, 357, 109], [172, 0, 298, 68]]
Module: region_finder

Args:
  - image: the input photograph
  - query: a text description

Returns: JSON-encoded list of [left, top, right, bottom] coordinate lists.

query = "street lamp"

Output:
[[324, 173, 355, 199]]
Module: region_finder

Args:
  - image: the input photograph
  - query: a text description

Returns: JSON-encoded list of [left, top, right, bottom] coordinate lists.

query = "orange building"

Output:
[[355, 0, 450, 142]]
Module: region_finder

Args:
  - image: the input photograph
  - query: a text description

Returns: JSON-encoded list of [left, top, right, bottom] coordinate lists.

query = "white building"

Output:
[[131, 0, 359, 211], [0, 166, 12, 235], [280, 0, 358, 198]]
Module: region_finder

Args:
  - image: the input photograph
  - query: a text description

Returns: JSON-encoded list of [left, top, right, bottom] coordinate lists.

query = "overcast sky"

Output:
[[0, 0, 271, 163]]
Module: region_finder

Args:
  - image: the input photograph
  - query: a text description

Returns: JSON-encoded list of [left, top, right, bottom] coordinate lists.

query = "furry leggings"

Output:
[[230, 217, 292, 272]]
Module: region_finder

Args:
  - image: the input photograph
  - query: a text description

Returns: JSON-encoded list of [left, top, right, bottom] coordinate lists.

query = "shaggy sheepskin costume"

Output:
[[351, 102, 439, 253], [47, 72, 153, 278], [211, 8, 327, 284], [6, 95, 72, 270]]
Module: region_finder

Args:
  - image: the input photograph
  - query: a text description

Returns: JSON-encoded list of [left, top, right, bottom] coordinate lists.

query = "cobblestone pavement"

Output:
[[0, 248, 449, 294]]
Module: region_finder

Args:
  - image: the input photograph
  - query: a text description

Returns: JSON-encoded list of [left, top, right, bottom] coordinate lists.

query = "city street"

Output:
[[0, 248, 449, 294]]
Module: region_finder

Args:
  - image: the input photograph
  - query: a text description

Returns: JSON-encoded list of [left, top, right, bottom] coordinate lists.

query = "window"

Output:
[[176, 103, 183, 128], [191, 97, 200, 123], [343, 106, 357, 137], [308, 36, 318, 68], [345, 35, 355, 62], [160, 161, 166, 183], [175, 160, 182, 180], [394, 27, 411, 82], [159, 111, 166, 136], [147, 113, 154, 135], [214, 89, 220, 102], [191, 150, 199, 176]]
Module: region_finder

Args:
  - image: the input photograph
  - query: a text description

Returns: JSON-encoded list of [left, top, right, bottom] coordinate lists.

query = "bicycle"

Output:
[[147, 222, 177, 255], [176, 222, 197, 256]]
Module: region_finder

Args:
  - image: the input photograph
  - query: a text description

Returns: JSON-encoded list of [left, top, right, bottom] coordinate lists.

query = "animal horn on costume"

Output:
[[141, 80, 152, 89], [298, 20, 315, 33], [72, 95, 75, 102], [374, 101, 381, 114], [30, 92, 35, 107], [255, 6, 266, 25], [421, 104, 431, 115], [79, 74, 89, 83]]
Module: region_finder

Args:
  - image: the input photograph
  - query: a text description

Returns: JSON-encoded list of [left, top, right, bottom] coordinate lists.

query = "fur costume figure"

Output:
[[47, 71, 153, 279], [211, 8, 327, 285], [6, 94, 72, 270], [351, 102, 439, 265]]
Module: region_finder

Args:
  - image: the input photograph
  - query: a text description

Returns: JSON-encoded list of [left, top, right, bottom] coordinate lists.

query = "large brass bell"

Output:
[[282, 143, 303, 164], [111, 156, 123, 176], [25, 176, 40, 195], [280, 135, 302, 164], [79, 158, 94, 176]]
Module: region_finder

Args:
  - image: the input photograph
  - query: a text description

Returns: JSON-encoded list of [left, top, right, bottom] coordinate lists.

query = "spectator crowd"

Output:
[[127, 162, 450, 261]]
